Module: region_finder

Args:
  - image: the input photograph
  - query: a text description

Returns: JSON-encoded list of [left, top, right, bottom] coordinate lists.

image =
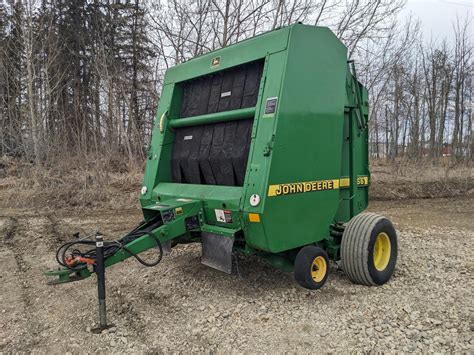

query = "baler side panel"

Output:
[[140, 83, 181, 208], [258, 26, 348, 253]]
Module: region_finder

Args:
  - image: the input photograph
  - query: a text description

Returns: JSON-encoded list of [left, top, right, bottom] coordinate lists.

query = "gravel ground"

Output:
[[0, 197, 472, 353]]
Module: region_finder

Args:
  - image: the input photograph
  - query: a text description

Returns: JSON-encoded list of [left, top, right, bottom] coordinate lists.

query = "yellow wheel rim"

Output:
[[311, 256, 327, 282], [373, 232, 391, 271]]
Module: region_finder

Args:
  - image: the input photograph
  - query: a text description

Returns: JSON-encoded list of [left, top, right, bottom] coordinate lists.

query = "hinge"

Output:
[[263, 135, 275, 156]]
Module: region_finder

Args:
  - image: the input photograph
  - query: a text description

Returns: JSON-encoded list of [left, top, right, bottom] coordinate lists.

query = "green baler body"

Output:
[[140, 24, 369, 264]]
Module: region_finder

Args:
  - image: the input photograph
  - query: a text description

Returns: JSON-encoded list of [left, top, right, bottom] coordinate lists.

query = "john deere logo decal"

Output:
[[211, 56, 220, 68], [268, 179, 340, 197], [268, 177, 370, 197]]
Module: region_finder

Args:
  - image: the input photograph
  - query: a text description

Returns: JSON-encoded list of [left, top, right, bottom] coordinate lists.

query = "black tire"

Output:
[[341, 212, 397, 286], [294, 246, 330, 290]]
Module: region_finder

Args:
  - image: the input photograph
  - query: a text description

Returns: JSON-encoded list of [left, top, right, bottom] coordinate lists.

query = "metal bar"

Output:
[[349, 110, 356, 218], [349, 61, 367, 129], [169, 107, 256, 128]]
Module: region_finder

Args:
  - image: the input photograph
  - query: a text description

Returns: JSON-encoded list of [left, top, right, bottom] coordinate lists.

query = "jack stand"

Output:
[[91, 233, 114, 333]]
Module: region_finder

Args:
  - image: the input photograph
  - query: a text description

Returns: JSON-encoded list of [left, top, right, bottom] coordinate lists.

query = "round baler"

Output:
[[46, 24, 397, 310]]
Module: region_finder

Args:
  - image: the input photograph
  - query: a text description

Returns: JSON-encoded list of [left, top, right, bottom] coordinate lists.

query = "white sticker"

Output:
[[214, 209, 226, 223], [184, 135, 193, 140], [220, 91, 231, 98], [250, 194, 261, 207], [96, 241, 104, 247]]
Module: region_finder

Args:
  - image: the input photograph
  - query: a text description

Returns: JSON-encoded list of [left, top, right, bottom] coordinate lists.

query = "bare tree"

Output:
[[452, 14, 473, 161]]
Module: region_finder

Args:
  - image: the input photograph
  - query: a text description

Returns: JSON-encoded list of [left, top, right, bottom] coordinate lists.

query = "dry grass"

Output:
[[0, 156, 142, 210], [370, 158, 473, 200], [0, 157, 472, 210]]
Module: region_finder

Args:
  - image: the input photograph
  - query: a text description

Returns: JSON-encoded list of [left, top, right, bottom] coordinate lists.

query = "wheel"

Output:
[[294, 246, 330, 290], [341, 212, 397, 286]]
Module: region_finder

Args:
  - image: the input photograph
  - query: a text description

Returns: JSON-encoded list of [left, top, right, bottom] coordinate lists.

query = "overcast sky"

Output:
[[402, 0, 473, 42]]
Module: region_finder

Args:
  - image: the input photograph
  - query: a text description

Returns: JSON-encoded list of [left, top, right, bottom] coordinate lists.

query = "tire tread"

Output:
[[342, 212, 384, 286]]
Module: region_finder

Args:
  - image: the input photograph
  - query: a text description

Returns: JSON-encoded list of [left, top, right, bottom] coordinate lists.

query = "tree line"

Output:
[[364, 14, 472, 161], [0, 0, 472, 170], [1, 0, 156, 168]]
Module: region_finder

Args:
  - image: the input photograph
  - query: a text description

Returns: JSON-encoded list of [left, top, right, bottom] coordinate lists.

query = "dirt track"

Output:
[[0, 197, 473, 353]]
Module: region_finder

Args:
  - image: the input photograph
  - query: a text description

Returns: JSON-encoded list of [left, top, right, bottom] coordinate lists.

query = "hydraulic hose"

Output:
[[56, 219, 163, 271], [121, 232, 163, 267]]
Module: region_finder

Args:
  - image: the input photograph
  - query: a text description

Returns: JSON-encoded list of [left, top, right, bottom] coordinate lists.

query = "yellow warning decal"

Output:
[[248, 213, 261, 223], [339, 178, 350, 188], [357, 176, 369, 186], [268, 179, 340, 197]]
